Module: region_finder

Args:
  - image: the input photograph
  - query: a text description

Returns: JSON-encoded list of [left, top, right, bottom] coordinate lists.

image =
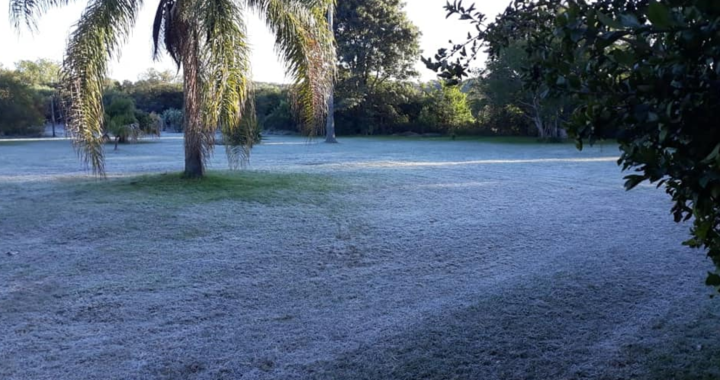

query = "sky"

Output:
[[0, 0, 510, 83]]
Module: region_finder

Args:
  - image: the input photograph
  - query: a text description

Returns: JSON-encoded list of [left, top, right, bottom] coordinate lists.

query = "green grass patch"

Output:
[[0, 139, 70, 146], [73, 171, 337, 205]]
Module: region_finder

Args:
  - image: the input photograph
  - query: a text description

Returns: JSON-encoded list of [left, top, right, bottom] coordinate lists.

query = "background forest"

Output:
[[0, 0, 589, 140]]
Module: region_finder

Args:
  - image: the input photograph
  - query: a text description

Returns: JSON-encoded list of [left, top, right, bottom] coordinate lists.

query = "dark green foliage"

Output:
[[2, 60, 62, 130], [105, 70, 183, 115], [121, 77, 183, 114], [471, 43, 573, 140], [263, 101, 294, 131], [428, 0, 720, 289], [103, 95, 139, 143], [334, 0, 422, 135], [418, 84, 475, 135], [134, 110, 161, 136], [161, 108, 183, 132], [335, 82, 428, 135], [0, 70, 45, 137], [254, 84, 297, 132]]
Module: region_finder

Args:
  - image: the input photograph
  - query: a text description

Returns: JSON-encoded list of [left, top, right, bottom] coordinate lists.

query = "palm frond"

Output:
[[61, 0, 141, 175], [222, 92, 257, 169], [186, 0, 254, 169], [152, 0, 183, 64], [248, 0, 335, 136], [9, 0, 73, 30]]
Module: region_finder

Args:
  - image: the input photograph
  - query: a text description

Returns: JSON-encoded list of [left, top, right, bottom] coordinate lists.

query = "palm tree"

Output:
[[10, 0, 334, 178], [324, 2, 338, 143]]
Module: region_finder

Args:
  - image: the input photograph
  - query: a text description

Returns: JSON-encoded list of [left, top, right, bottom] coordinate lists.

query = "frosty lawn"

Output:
[[1, 136, 718, 379]]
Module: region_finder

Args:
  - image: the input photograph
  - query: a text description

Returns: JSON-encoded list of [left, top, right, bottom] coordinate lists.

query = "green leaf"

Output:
[[619, 13, 642, 28], [659, 127, 668, 143], [702, 143, 720, 163], [706, 273, 720, 287], [597, 12, 621, 29], [624, 174, 646, 190], [611, 49, 635, 66], [647, 1, 672, 28]]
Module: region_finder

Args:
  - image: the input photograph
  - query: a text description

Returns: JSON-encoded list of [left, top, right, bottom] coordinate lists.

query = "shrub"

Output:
[[135, 110, 161, 137], [161, 108, 183, 132], [0, 72, 45, 136]]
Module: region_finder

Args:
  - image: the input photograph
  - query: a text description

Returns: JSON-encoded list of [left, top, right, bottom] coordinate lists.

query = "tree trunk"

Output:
[[50, 95, 57, 138], [325, 88, 338, 143], [325, 3, 338, 143], [531, 96, 545, 139], [182, 33, 205, 178], [533, 115, 545, 139]]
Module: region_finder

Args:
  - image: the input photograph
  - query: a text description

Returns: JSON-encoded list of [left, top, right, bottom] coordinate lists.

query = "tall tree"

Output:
[[478, 42, 570, 139], [14, 59, 62, 137], [10, 0, 334, 178], [334, 0, 420, 133]]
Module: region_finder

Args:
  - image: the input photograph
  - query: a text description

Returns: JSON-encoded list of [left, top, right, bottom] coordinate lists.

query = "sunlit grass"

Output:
[[68, 171, 338, 205]]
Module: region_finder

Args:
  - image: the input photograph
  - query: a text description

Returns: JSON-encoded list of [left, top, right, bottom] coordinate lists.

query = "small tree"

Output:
[[104, 95, 140, 147], [419, 84, 475, 135]]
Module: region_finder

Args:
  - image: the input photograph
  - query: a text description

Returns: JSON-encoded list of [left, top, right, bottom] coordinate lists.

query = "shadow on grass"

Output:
[[302, 279, 720, 380], [103, 139, 164, 146], [68, 171, 338, 205]]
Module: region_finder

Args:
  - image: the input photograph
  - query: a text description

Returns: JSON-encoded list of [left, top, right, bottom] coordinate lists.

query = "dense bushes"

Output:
[[0, 71, 45, 137], [418, 84, 475, 135], [254, 84, 296, 132], [161, 109, 183, 132], [103, 94, 160, 144], [0, 60, 59, 137], [0, 60, 554, 139]]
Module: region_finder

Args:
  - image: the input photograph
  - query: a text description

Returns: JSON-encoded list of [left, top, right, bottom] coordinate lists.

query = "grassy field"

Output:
[[1, 136, 718, 380]]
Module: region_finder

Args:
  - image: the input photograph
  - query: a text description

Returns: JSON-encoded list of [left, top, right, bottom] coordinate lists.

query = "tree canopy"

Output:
[[0, 70, 45, 136], [14, 59, 60, 88], [334, 0, 422, 134]]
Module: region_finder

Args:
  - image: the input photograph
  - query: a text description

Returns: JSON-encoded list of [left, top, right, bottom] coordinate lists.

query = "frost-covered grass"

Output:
[[1, 136, 718, 380], [346, 135, 560, 144]]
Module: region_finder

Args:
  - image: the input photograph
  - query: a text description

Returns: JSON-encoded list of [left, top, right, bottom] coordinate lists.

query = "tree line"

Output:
[[2, 0, 565, 140]]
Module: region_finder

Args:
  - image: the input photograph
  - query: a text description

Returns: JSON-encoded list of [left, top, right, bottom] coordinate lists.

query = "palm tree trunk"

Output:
[[325, 3, 338, 143], [182, 34, 205, 178], [325, 89, 338, 143]]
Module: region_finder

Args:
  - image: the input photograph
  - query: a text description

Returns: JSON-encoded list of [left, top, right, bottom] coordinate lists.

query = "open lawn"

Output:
[[0, 136, 718, 379]]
